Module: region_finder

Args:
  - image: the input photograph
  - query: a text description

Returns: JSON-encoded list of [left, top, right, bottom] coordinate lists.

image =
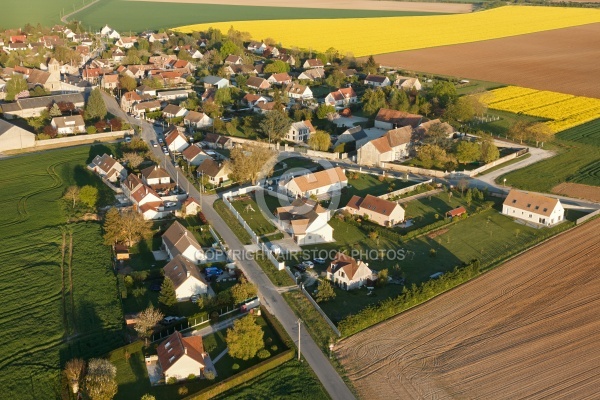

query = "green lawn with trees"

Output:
[[0, 145, 123, 400]]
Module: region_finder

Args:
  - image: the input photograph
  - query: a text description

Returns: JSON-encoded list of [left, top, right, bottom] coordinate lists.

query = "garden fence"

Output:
[[300, 286, 341, 337]]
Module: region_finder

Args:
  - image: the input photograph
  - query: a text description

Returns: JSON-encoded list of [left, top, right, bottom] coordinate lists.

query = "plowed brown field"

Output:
[[552, 182, 600, 203], [336, 218, 600, 400], [372, 23, 600, 98]]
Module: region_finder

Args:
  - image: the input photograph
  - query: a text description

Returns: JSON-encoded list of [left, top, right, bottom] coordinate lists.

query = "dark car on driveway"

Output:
[[293, 264, 307, 273], [149, 283, 162, 291]]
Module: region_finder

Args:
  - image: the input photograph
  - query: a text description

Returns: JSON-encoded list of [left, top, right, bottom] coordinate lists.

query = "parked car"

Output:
[[158, 138, 164, 144], [149, 283, 162, 291], [314, 257, 326, 265], [150, 140, 157, 148], [293, 264, 306, 273], [302, 261, 314, 269], [160, 316, 181, 325], [190, 294, 200, 303], [165, 201, 177, 208], [124, 136, 132, 143], [205, 267, 224, 279]]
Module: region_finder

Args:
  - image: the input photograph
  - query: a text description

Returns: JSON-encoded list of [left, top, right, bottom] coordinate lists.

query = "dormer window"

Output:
[[169, 356, 175, 363], [512, 199, 517, 204], [165, 341, 171, 348], [527, 203, 531, 208]]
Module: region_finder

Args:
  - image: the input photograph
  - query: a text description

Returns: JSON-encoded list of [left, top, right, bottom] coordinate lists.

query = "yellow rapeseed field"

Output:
[[484, 86, 600, 133], [174, 6, 600, 56]]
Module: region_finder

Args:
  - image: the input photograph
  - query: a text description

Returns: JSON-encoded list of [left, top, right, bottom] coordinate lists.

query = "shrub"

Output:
[[167, 377, 177, 385], [203, 368, 216, 380], [132, 287, 147, 298], [178, 386, 188, 396], [86, 126, 97, 135], [187, 374, 196, 381], [232, 363, 240, 370], [257, 349, 271, 359], [270, 345, 278, 352]]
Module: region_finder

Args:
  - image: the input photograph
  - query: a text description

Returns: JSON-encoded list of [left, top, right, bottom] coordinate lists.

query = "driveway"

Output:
[[332, 115, 368, 127]]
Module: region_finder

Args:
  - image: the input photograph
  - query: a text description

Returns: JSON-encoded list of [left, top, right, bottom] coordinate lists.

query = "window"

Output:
[[169, 356, 175, 363], [165, 341, 171, 348]]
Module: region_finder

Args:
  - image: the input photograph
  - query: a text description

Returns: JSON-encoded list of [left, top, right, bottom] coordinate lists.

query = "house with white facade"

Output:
[[157, 331, 214, 382], [374, 108, 422, 130], [364, 74, 391, 87], [280, 167, 347, 198], [182, 144, 211, 166], [275, 198, 333, 245], [345, 194, 405, 226], [394, 76, 422, 91], [303, 59, 324, 69], [284, 83, 313, 100], [88, 153, 126, 183], [324, 87, 357, 108], [202, 75, 229, 89], [0, 119, 35, 152], [326, 252, 373, 290], [51, 115, 85, 135], [266, 72, 292, 85], [502, 190, 565, 227], [297, 68, 326, 81], [246, 76, 271, 91], [197, 159, 230, 186], [285, 120, 315, 143], [162, 221, 206, 263], [162, 104, 188, 119], [357, 126, 413, 166], [123, 174, 168, 220], [141, 165, 174, 191], [164, 127, 190, 153], [184, 111, 213, 130], [163, 255, 209, 301]]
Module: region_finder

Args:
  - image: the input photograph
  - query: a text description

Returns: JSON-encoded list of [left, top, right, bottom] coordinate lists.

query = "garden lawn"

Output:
[[231, 197, 278, 236], [340, 173, 415, 205], [213, 199, 253, 245], [0, 146, 124, 400], [255, 253, 295, 287], [282, 290, 336, 351]]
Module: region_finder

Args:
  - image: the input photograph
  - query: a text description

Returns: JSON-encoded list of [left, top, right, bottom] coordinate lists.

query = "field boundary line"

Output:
[[62, 0, 101, 23]]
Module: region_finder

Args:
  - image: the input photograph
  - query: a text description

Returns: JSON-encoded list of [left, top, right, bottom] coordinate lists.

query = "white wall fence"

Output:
[[34, 129, 131, 147], [300, 286, 341, 337], [463, 147, 529, 177], [378, 179, 433, 200], [576, 208, 600, 225]]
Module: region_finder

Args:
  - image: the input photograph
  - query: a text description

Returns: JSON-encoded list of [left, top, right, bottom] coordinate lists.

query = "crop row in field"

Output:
[[175, 6, 600, 57], [0, 146, 123, 400], [483, 86, 600, 133]]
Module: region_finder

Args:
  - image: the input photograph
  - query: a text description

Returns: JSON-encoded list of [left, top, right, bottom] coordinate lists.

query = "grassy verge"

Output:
[[254, 252, 295, 287], [213, 199, 253, 245], [282, 291, 336, 351], [476, 153, 531, 176]]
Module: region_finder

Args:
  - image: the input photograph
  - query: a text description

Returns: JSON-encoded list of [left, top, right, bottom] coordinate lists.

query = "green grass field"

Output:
[[72, 0, 441, 32], [0, 0, 74, 29], [499, 118, 600, 190], [0, 146, 124, 399], [231, 197, 278, 236], [340, 173, 415, 205]]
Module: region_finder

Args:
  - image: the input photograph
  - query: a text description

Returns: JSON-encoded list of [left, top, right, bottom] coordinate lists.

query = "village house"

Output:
[[184, 111, 213, 130], [416, 119, 455, 139], [297, 68, 326, 81], [253, 101, 284, 114], [357, 126, 413, 166], [163, 255, 209, 301], [266, 72, 292, 86], [242, 93, 269, 108], [334, 126, 369, 149], [88, 153, 127, 183], [327, 252, 373, 290], [286, 120, 316, 143], [182, 143, 211, 166], [101, 74, 119, 90], [284, 83, 313, 100], [202, 133, 233, 150], [51, 115, 85, 135], [115, 36, 137, 49], [303, 59, 324, 69], [247, 41, 267, 54], [164, 126, 190, 153], [246, 76, 271, 91], [133, 100, 161, 117], [201, 88, 216, 103], [136, 85, 157, 97], [324, 87, 358, 108], [157, 331, 214, 382], [202, 75, 229, 89], [375, 108, 423, 130], [120, 91, 142, 113], [364, 74, 391, 87], [157, 89, 190, 102], [224, 55, 243, 65], [197, 158, 230, 186], [162, 104, 188, 119], [280, 167, 348, 198], [502, 190, 565, 227], [0, 93, 84, 119], [182, 197, 202, 216], [162, 221, 206, 263], [275, 54, 295, 65], [394, 76, 422, 91], [149, 32, 169, 43], [446, 206, 467, 219], [345, 194, 405, 226], [123, 174, 167, 220], [0, 119, 35, 152], [341, 69, 358, 78], [141, 165, 173, 189], [275, 198, 334, 245], [224, 64, 258, 76]]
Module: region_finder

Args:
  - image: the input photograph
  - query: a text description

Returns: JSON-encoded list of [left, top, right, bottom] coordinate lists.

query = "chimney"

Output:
[[186, 270, 190, 277], [184, 346, 187, 354]]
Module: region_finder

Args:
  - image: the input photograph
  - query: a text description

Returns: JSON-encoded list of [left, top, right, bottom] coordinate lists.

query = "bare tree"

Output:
[[457, 178, 469, 197], [84, 358, 117, 400], [64, 358, 86, 394], [122, 152, 145, 169], [64, 186, 80, 209], [135, 306, 164, 345]]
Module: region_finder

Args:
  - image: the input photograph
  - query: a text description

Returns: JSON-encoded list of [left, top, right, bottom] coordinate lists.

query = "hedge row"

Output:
[[185, 349, 295, 400], [338, 260, 481, 337], [259, 306, 293, 348]]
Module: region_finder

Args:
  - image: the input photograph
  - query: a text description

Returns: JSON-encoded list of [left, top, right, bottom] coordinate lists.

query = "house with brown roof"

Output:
[[286, 120, 315, 143], [201, 87, 216, 103], [163, 255, 209, 301], [201, 133, 233, 150], [346, 194, 405, 226], [446, 206, 467, 219], [182, 197, 202, 216], [502, 190, 564, 227], [162, 221, 206, 263], [327, 252, 373, 290], [133, 100, 161, 117], [157, 331, 214, 382], [123, 174, 167, 220], [324, 87, 357, 108], [266, 72, 292, 85], [141, 165, 174, 189], [280, 167, 348, 198], [375, 108, 423, 130], [283, 83, 313, 100], [275, 54, 295, 65], [182, 144, 210, 166], [149, 32, 169, 43], [184, 111, 213, 130], [224, 64, 258, 76], [224, 55, 243, 65], [416, 119, 455, 139], [246, 76, 271, 91], [0, 93, 84, 119], [357, 126, 413, 166], [297, 68, 326, 81], [364, 74, 391, 87], [101, 74, 119, 90], [247, 41, 266, 54], [394, 76, 422, 91], [253, 101, 285, 115], [162, 104, 188, 119], [197, 159, 230, 186], [242, 93, 269, 108], [275, 198, 333, 245], [51, 115, 85, 135], [120, 91, 141, 112], [303, 59, 324, 69]]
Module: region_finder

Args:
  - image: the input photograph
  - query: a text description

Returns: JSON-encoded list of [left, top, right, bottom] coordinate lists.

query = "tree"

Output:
[[123, 152, 145, 169], [159, 277, 177, 309], [142, 77, 163, 89], [325, 69, 345, 88], [424, 122, 451, 148], [457, 178, 469, 197], [141, 395, 156, 400], [79, 185, 99, 209], [64, 358, 86, 394], [230, 277, 257, 305], [315, 104, 335, 120], [84, 358, 117, 400], [445, 96, 475, 122], [377, 269, 389, 287], [264, 60, 290, 74], [214, 87, 232, 106], [5, 74, 28, 101], [465, 188, 473, 206], [431, 81, 457, 108], [526, 122, 553, 147], [508, 120, 530, 144], [49, 102, 62, 117], [119, 75, 137, 92], [219, 40, 240, 59], [226, 315, 264, 360], [203, 368, 216, 380], [417, 144, 450, 169], [455, 141, 481, 163], [308, 130, 331, 151], [134, 306, 164, 345], [315, 279, 336, 303], [479, 133, 500, 163], [227, 145, 277, 185], [362, 88, 387, 117], [85, 88, 107, 121], [259, 110, 292, 143], [103, 208, 152, 246], [364, 55, 378, 74], [64, 186, 80, 209]]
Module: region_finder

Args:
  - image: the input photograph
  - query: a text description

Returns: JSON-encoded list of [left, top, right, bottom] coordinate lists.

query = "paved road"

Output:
[[138, 120, 356, 400]]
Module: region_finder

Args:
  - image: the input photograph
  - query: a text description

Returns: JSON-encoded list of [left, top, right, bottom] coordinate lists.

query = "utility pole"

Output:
[[297, 319, 302, 362]]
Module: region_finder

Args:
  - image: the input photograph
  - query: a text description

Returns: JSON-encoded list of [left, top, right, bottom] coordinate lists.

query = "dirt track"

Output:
[[129, 0, 472, 13], [336, 217, 600, 400], [371, 23, 600, 98]]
